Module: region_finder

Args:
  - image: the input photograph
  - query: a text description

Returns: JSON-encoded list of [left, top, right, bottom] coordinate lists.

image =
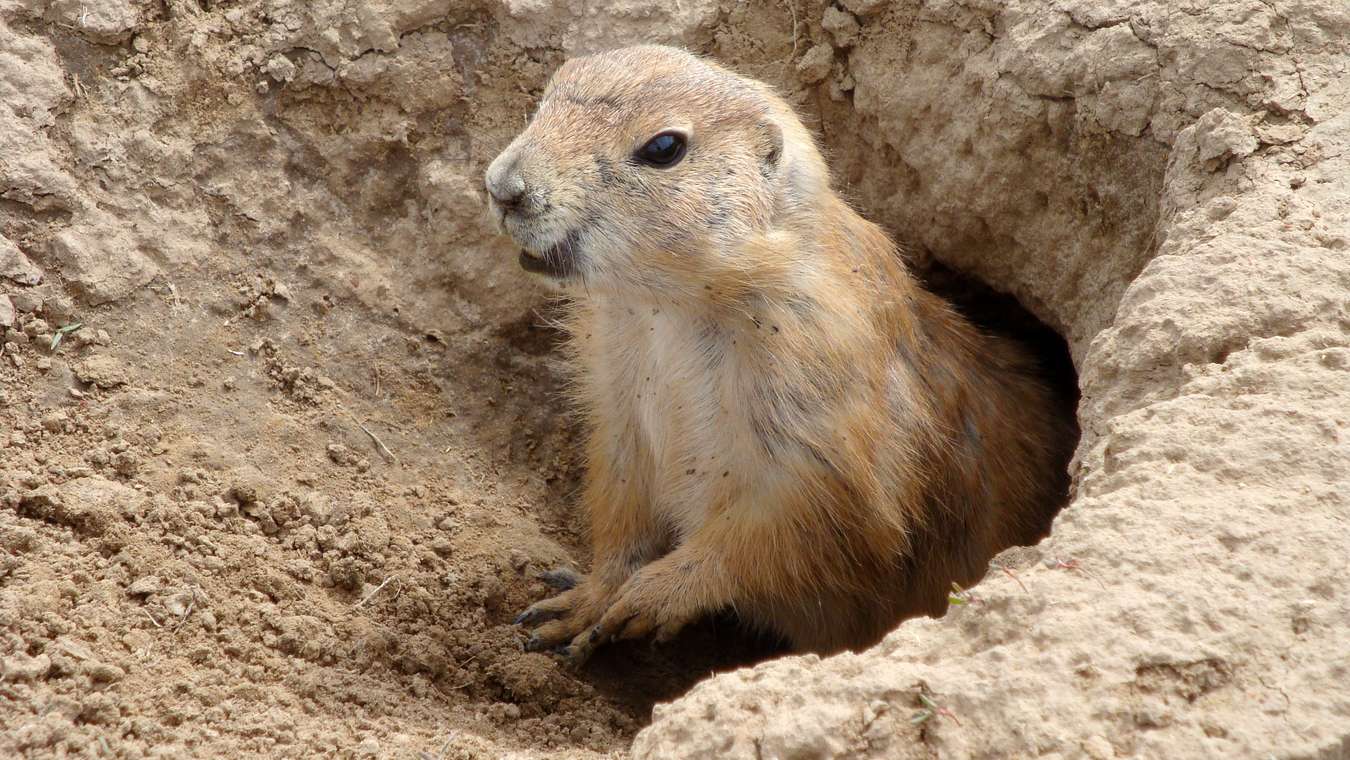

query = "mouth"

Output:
[[518, 231, 579, 279]]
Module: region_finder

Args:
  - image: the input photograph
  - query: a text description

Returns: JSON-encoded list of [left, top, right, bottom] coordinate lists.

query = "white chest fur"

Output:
[[587, 300, 759, 538]]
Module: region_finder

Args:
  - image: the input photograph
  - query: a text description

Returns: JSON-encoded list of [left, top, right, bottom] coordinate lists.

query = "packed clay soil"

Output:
[[3, 1, 1349, 759]]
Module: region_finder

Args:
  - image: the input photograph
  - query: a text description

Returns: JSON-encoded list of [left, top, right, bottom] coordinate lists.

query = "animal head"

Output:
[[484, 45, 828, 298]]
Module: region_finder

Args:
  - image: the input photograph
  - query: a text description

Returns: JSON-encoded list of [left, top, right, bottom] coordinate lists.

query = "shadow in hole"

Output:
[[919, 259, 1080, 427], [579, 611, 790, 719]]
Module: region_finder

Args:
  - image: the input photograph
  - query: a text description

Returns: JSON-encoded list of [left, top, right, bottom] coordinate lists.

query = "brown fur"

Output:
[[484, 45, 1074, 657]]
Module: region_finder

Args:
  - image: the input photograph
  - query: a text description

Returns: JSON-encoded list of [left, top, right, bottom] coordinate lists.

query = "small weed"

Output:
[[911, 693, 961, 726], [948, 581, 982, 607], [50, 322, 83, 351]]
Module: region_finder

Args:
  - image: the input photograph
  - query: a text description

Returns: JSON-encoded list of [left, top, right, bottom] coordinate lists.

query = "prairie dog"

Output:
[[485, 45, 1073, 657]]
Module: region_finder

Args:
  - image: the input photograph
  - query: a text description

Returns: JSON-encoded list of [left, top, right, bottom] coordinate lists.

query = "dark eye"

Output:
[[635, 132, 687, 167]]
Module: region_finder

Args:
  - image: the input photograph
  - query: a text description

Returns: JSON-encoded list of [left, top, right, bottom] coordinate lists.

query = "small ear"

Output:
[[757, 120, 784, 177]]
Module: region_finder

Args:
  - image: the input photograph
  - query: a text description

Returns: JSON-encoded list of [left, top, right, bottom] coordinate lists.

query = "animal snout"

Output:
[[485, 153, 529, 212]]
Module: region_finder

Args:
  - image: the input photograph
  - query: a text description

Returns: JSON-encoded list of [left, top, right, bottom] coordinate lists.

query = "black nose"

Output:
[[489, 180, 525, 208], [485, 163, 528, 210]]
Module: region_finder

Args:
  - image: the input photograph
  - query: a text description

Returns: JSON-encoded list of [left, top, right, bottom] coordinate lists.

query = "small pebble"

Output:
[[796, 44, 835, 84], [822, 6, 861, 47], [2, 653, 52, 681], [126, 576, 162, 597], [43, 295, 75, 321], [11, 292, 43, 313], [84, 662, 125, 683]]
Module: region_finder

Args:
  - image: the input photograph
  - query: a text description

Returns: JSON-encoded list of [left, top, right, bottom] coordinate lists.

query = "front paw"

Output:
[[513, 572, 616, 654], [562, 569, 702, 666]]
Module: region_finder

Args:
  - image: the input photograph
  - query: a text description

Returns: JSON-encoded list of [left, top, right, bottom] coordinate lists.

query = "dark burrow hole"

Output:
[[918, 259, 1081, 425], [499, 260, 1081, 724]]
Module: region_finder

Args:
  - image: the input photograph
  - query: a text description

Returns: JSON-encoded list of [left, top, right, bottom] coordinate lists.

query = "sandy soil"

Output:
[[2, 1, 1348, 759]]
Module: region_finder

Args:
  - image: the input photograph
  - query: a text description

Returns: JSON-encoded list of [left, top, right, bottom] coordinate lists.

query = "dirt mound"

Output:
[[1, 1, 1347, 759]]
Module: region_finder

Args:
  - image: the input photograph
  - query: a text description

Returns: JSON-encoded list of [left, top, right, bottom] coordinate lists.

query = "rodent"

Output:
[[484, 45, 1074, 658]]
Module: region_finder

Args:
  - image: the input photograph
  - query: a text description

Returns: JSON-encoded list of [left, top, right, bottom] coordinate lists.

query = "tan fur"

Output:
[[485, 45, 1073, 656]]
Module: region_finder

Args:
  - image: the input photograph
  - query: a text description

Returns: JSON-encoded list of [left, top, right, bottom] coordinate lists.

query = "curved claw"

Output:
[[561, 644, 589, 668], [560, 625, 599, 667], [565, 603, 644, 667], [514, 606, 562, 626], [525, 633, 572, 654]]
